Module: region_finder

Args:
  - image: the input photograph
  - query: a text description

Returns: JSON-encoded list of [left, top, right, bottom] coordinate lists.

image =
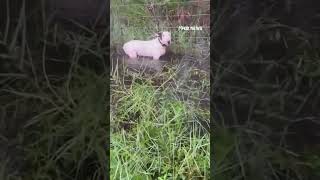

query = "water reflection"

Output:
[[111, 51, 210, 76], [124, 57, 165, 73], [112, 55, 166, 74]]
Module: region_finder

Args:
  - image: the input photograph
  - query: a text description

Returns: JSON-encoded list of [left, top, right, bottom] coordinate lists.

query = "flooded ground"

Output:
[[111, 39, 210, 75]]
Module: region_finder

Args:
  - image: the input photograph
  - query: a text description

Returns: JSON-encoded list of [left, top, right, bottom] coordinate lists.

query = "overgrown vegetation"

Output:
[[111, 0, 210, 54], [110, 69, 210, 179], [110, 0, 210, 179], [1, 1, 108, 179], [5, 0, 319, 179], [213, 0, 320, 179]]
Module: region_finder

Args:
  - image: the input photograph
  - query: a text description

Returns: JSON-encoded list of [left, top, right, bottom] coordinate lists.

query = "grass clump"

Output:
[[111, 79, 209, 179], [6, 68, 109, 180]]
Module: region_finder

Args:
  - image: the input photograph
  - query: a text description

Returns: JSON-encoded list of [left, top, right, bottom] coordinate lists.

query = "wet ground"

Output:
[[110, 43, 210, 75]]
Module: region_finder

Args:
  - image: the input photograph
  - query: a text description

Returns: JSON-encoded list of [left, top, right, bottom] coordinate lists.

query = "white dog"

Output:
[[123, 31, 171, 60]]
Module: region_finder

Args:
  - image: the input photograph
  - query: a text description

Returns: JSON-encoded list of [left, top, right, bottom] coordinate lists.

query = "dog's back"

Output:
[[123, 39, 161, 58]]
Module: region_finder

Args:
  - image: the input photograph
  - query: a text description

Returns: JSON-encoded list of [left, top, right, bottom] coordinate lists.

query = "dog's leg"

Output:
[[127, 51, 138, 59], [153, 55, 160, 60]]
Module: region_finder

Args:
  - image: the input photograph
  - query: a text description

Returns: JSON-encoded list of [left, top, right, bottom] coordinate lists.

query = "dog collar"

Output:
[[158, 38, 167, 47]]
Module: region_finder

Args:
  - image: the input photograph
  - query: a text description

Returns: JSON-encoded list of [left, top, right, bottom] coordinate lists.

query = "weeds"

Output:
[[213, 0, 320, 179], [1, 1, 109, 179], [110, 0, 210, 178], [110, 62, 210, 178]]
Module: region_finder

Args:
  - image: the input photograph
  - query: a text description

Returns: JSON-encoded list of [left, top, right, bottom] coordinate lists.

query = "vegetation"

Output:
[[213, 0, 320, 179], [110, 67, 210, 179], [0, 0, 210, 179], [110, 0, 210, 179], [1, 1, 108, 179], [3, 0, 318, 179]]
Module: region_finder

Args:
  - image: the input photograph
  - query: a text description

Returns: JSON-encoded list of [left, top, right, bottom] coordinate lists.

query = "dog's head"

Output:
[[156, 31, 171, 46]]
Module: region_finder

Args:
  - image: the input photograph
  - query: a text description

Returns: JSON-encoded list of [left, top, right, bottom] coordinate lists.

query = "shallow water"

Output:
[[111, 48, 209, 75]]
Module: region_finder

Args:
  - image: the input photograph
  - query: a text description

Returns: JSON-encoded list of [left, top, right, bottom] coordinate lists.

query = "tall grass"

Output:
[[1, 1, 109, 179], [1, 67, 109, 180], [110, 0, 210, 178], [213, 0, 320, 179], [110, 59, 210, 178]]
